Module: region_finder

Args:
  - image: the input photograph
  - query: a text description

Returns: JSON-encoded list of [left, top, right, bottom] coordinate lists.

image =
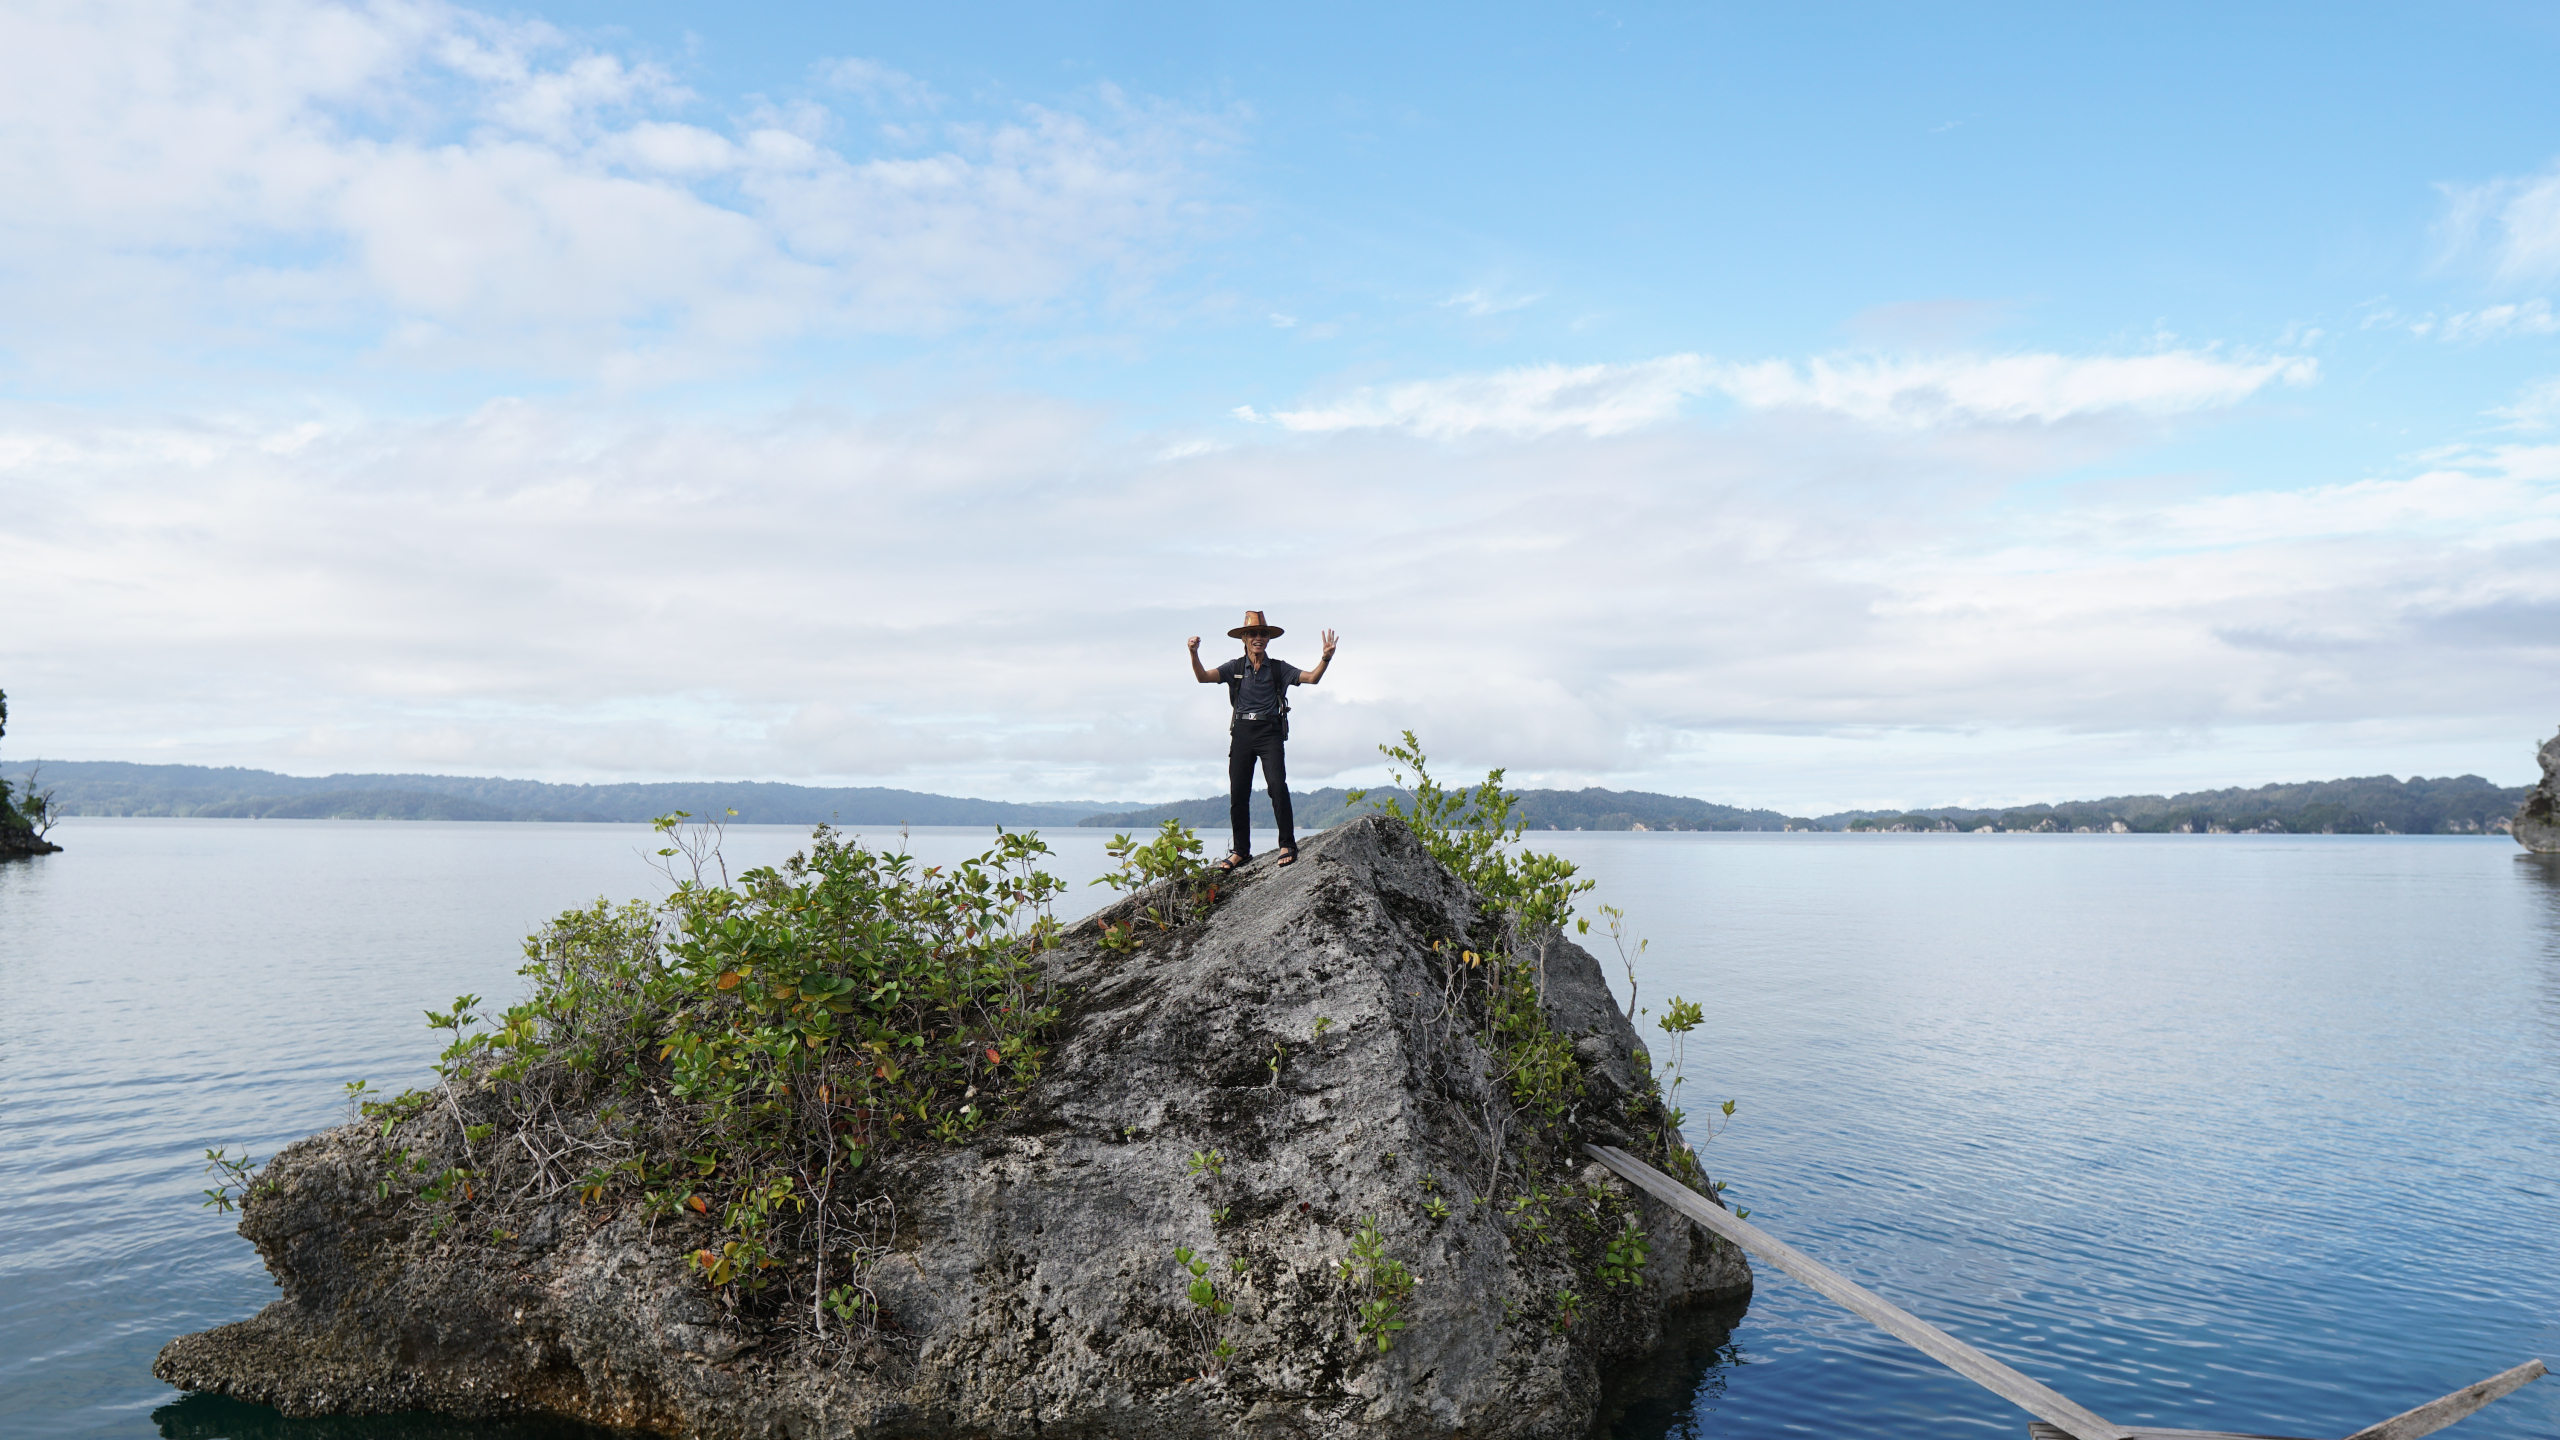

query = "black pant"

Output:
[[1228, 716, 1295, 859]]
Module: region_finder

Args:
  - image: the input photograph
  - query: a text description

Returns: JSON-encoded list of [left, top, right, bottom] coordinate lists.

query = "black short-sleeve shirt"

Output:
[[1216, 656, 1301, 715]]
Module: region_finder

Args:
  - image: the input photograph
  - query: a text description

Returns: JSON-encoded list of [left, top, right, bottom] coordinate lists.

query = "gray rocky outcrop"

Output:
[[2515, 728, 2560, 854], [156, 813, 1750, 1436]]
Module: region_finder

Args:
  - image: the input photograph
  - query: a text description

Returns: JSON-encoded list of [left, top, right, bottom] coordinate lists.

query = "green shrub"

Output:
[[1349, 733, 1598, 1200], [1090, 818, 1220, 949], [333, 819, 1071, 1347]]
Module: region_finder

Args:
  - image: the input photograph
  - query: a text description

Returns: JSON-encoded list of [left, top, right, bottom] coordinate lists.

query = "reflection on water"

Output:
[[2521, 854, 2560, 1058], [151, 1393, 637, 1440], [1592, 1296, 1751, 1439], [2516, 851, 2560, 930]]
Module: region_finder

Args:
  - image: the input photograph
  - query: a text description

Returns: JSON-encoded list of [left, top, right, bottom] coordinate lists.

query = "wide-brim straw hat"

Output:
[[1227, 610, 1284, 639]]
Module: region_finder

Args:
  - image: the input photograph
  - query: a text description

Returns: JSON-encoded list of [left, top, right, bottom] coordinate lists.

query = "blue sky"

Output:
[[3, 1, 2557, 809]]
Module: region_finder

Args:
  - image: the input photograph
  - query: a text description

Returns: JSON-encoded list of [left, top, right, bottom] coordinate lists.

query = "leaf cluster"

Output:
[[1351, 730, 1592, 937], [1090, 819, 1221, 950], [318, 820, 1073, 1349], [1336, 1215, 1415, 1353], [1350, 732, 1598, 1195], [1597, 1215, 1650, 1288]]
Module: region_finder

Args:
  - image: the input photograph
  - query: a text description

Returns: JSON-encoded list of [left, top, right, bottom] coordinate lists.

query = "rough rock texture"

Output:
[[2515, 728, 2560, 854], [158, 814, 1751, 1437]]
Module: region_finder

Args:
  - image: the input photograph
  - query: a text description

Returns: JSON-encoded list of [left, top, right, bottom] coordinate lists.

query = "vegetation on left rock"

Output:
[[242, 816, 1073, 1352], [1, 689, 64, 850]]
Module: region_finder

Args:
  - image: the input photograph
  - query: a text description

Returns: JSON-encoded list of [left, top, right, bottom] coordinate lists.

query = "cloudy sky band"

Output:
[[3, 0, 2558, 809]]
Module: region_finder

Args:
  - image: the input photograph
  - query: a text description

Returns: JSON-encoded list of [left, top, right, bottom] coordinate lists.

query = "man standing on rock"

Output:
[[1187, 612, 1337, 870]]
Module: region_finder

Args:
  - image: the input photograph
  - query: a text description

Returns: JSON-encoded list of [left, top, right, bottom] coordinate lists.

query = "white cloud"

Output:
[[1271, 355, 1711, 438], [1265, 348, 2313, 439], [1713, 350, 2315, 426], [4, 380, 2552, 807], [2438, 162, 2560, 283], [1442, 287, 1543, 317], [2417, 298, 2560, 342], [0, 0, 1224, 381], [820, 57, 941, 112], [2119, 464, 2560, 549], [2493, 376, 2560, 430]]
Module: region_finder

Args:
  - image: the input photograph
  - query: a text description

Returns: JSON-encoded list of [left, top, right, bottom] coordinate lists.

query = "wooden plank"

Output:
[[1586, 1144, 2134, 1440], [2035, 1360, 2546, 1440], [2338, 1359, 2547, 1440], [2027, 1414, 2314, 1424]]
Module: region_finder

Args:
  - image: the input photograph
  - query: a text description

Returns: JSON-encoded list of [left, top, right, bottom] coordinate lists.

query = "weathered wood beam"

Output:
[[1585, 1143, 2134, 1440], [2338, 1359, 2547, 1440], [2027, 1414, 2314, 1424], [2030, 1425, 2309, 1440]]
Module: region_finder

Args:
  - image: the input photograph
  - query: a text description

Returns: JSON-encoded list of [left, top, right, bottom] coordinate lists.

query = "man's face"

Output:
[[1243, 634, 1268, 664]]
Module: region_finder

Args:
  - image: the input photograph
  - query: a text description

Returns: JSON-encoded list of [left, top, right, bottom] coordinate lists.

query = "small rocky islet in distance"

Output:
[[0, 800, 58, 856], [0, 689, 63, 856], [157, 813, 1750, 1439]]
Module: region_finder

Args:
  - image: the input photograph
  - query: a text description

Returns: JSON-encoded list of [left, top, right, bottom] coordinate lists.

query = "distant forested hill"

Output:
[[1819, 773, 2526, 835], [18, 759, 2528, 838], [1077, 786, 1810, 832], [17, 760, 1131, 827]]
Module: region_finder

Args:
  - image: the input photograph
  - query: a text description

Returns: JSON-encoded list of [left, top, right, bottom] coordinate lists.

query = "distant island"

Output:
[[1822, 773, 2525, 836], [11, 760, 1133, 828], [1076, 786, 1813, 832], [16, 759, 2530, 838]]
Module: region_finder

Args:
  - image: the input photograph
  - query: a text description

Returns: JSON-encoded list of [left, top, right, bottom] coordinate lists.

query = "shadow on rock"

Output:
[[153, 1390, 642, 1439]]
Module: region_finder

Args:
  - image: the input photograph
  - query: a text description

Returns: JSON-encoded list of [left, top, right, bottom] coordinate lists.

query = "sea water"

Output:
[[1, 820, 2552, 1438]]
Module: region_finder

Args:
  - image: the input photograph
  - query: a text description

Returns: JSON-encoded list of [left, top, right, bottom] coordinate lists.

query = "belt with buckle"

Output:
[[1236, 710, 1284, 722]]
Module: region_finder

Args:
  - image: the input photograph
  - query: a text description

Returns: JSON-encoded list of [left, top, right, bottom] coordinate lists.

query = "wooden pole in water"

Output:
[[1585, 1143, 2135, 1440], [2337, 1359, 2547, 1440], [1588, 1145, 2546, 1440], [2027, 1359, 2548, 1440]]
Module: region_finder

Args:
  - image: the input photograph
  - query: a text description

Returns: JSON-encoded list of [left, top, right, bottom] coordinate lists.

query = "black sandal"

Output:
[[1275, 845, 1299, 867], [1214, 852, 1247, 872]]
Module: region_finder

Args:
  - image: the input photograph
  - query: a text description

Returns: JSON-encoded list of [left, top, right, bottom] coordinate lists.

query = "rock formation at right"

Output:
[[2514, 726, 2560, 854]]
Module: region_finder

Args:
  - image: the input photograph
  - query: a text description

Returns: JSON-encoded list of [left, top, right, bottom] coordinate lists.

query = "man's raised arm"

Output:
[[1186, 636, 1223, 683], [1297, 629, 1340, 684]]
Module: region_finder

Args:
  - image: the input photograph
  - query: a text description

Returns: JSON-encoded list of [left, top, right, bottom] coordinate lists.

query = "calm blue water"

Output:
[[2, 820, 2552, 1439]]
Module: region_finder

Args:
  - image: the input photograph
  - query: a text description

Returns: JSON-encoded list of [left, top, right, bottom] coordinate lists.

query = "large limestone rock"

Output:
[[157, 813, 1750, 1437], [2515, 728, 2560, 854]]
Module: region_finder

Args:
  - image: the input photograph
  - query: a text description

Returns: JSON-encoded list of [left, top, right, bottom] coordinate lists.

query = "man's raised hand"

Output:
[[1320, 628, 1338, 657]]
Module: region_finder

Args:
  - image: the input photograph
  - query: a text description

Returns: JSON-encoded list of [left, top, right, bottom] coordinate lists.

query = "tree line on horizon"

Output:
[[1830, 772, 2524, 836], [6, 757, 2532, 837]]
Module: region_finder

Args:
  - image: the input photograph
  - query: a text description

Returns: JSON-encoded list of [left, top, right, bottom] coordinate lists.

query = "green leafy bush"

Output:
[[1336, 1215, 1415, 1353], [1349, 732, 1598, 1198], [1597, 1215, 1650, 1287], [1090, 818, 1220, 949], [327, 819, 1071, 1348]]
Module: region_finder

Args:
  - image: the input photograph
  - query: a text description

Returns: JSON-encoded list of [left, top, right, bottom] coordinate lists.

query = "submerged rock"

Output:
[[156, 814, 1749, 1437], [2516, 728, 2560, 854]]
